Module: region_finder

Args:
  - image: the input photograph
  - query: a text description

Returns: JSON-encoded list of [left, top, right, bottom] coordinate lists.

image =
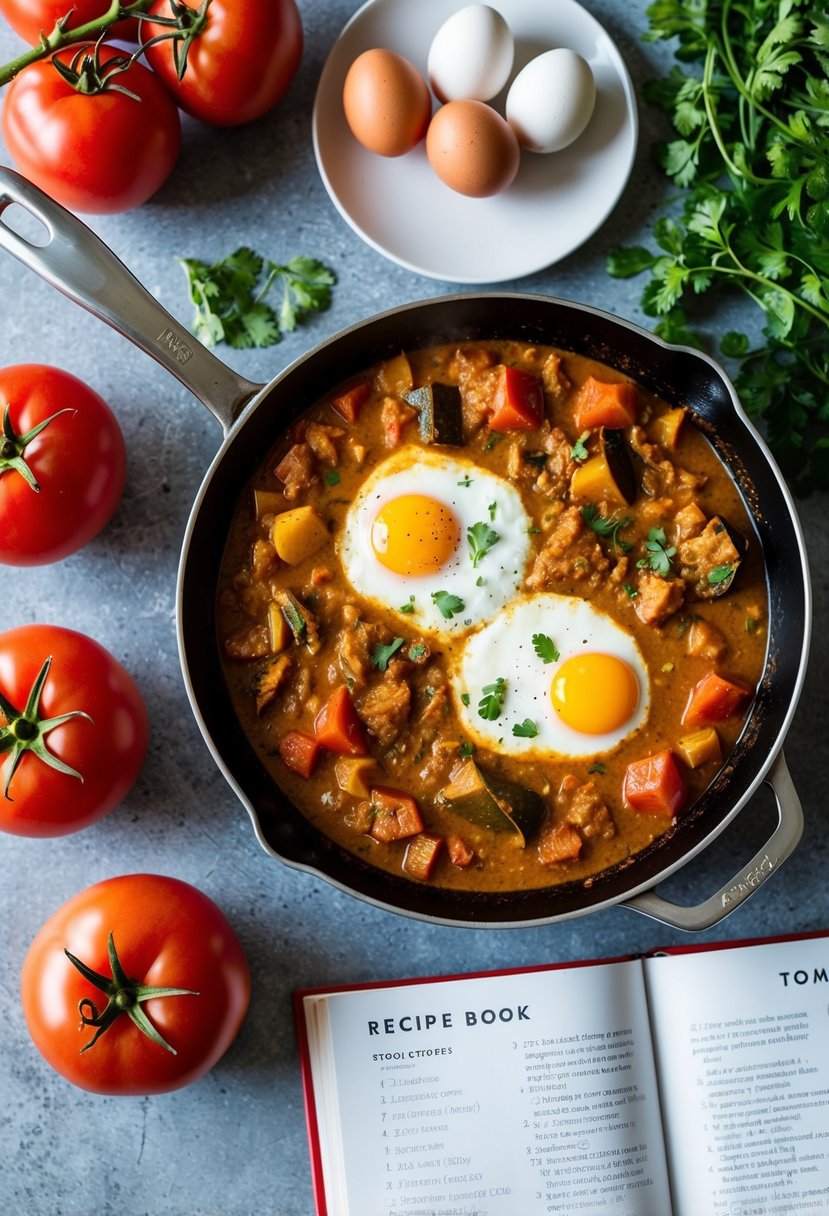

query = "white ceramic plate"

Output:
[[312, 0, 638, 284]]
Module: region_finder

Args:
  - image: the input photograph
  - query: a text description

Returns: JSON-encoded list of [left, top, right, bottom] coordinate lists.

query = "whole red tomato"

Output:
[[0, 364, 126, 566], [0, 624, 148, 837], [22, 874, 251, 1095], [0, 0, 138, 44], [2, 45, 181, 214], [144, 0, 303, 127]]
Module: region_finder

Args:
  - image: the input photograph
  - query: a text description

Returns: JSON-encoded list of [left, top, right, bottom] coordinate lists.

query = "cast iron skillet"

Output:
[[0, 168, 811, 932]]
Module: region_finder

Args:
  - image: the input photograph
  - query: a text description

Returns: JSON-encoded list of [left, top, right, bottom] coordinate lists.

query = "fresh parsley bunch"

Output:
[[608, 0, 829, 493], [179, 247, 336, 350]]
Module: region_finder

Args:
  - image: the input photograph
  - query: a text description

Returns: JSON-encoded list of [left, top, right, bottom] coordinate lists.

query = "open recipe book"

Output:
[[295, 932, 829, 1216]]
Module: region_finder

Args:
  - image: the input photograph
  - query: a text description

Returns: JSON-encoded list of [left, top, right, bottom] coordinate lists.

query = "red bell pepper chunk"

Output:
[[368, 786, 424, 843], [572, 376, 639, 431], [446, 834, 474, 868], [277, 730, 320, 779], [488, 366, 545, 431], [331, 382, 370, 424], [314, 685, 369, 756], [623, 749, 688, 817], [682, 672, 752, 729]]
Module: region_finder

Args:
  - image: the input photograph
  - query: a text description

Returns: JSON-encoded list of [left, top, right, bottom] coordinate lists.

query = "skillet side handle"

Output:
[[0, 166, 261, 431], [623, 752, 803, 933]]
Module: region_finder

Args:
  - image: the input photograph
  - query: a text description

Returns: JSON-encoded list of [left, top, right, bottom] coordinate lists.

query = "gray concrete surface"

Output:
[[0, 2, 825, 1214]]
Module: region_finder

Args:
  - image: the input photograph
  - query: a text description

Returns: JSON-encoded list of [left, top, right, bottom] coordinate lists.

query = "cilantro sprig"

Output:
[[512, 719, 539, 738], [532, 633, 560, 664], [478, 678, 507, 721], [370, 637, 405, 672], [467, 521, 500, 568], [179, 248, 336, 349], [431, 590, 465, 620], [580, 505, 633, 552], [637, 527, 677, 576], [606, 0, 829, 493]]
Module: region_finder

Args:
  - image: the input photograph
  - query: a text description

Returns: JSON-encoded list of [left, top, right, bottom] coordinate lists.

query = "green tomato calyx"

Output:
[[0, 403, 74, 493], [0, 656, 93, 800], [66, 932, 198, 1055]]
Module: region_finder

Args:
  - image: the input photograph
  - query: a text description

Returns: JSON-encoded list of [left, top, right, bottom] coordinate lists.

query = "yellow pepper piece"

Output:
[[267, 601, 291, 654], [334, 757, 377, 799], [570, 452, 628, 508], [271, 505, 329, 565], [677, 726, 722, 769]]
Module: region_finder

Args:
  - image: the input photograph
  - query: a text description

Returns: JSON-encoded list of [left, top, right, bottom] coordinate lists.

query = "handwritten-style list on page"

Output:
[[303, 960, 672, 1215], [644, 936, 829, 1216]]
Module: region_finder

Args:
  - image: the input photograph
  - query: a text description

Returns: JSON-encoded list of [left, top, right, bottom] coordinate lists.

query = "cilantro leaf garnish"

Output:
[[623, 582, 639, 599], [708, 563, 734, 585], [399, 595, 416, 614], [431, 590, 465, 620], [588, 762, 607, 775], [637, 527, 676, 576], [324, 470, 341, 487], [179, 248, 335, 350], [532, 633, 560, 664], [370, 637, 405, 672], [512, 719, 539, 738], [571, 431, 590, 462], [407, 643, 427, 661], [580, 504, 633, 552], [478, 678, 506, 722], [459, 741, 476, 757], [467, 521, 500, 568]]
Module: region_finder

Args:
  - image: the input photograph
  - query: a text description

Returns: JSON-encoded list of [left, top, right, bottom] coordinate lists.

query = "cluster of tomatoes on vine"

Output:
[[0, 0, 303, 212]]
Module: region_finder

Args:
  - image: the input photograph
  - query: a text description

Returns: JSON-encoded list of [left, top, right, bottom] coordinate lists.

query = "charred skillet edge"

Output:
[[176, 291, 812, 928]]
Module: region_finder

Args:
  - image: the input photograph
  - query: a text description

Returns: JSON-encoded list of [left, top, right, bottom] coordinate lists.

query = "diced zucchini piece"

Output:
[[437, 759, 546, 847], [405, 383, 463, 446]]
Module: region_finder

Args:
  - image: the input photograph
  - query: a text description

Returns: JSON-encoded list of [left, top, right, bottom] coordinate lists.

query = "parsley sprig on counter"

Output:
[[607, 0, 829, 493], [179, 247, 336, 349]]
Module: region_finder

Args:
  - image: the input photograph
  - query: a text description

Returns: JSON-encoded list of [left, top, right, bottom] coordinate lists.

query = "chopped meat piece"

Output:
[[337, 613, 392, 686], [380, 397, 416, 447], [506, 426, 575, 499], [357, 677, 411, 748], [344, 800, 374, 834], [634, 571, 685, 626], [305, 422, 344, 467], [419, 682, 450, 731], [224, 623, 270, 660], [678, 516, 743, 599], [686, 617, 728, 662], [526, 504, 610, 591], [251, 538, 278, 581], [275, 442, 315, 501], [455, 347, 499, 431], [630, 425, 707, 501], [674, 502, 707, 541], [541, 352, 571, 402], [538, 821, 583, 864], [254, 653, 292, 715], [556, 776, 615, 840]]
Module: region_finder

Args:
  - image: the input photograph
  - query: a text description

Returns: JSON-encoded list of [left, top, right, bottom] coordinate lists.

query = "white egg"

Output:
[[427, 4, 514, 103], [453, 593, 650, 758], [506, 48, 596, 153], [338, 446, 532, 638]]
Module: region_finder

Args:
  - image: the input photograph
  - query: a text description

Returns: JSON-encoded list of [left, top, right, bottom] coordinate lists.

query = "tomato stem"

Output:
[[65, 932, 198, 1054], [0, 655, 93, 800], [0, 403, 74, 492], [0, 0, 212, 90]]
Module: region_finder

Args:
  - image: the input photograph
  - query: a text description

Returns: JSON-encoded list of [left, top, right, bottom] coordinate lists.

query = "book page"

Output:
[[644, 935, 829, 1216], [301, 960, 672, 1216]]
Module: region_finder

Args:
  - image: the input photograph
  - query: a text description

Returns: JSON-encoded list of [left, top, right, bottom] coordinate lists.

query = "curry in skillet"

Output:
[[217, 340, 766, 892]]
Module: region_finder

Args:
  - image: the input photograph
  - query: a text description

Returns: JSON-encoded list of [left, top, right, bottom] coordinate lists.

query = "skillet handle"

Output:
[[0, 166, 262, 431], [623, 751, 803, 932]]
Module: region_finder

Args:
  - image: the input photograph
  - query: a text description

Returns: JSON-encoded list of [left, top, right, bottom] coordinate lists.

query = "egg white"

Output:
[[338, 446, 532, 637], [453, 592, 650, 758]]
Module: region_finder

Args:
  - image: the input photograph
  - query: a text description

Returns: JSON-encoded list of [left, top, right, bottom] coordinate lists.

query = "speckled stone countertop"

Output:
[[0, 2, 825, 1213]]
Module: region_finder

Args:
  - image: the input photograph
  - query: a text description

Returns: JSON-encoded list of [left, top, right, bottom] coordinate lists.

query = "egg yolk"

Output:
[[371, 494, 461, 576], [551, 652, 640, 735]]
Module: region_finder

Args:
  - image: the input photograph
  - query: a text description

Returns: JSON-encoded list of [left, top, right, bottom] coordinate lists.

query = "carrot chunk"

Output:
[[369, 786, 424, 843], [623, 749, 688, 817], [488, 366, 545, 431], [681, 672, 753, 729], [277, 730, 320, 779], [447, 834, 474, 868], [538, 821, 583, 864], [403, 833, 444, 881], [331, 382, 370, 424], [572, 376, 639, 431], [314, 685, 369, 756]]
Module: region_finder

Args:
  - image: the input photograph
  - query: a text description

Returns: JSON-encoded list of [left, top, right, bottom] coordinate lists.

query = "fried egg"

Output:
[[338, 446, 532, 636], [453, 593, 650, 758]]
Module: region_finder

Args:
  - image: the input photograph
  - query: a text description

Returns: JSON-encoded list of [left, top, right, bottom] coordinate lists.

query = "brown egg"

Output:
[[425, 99, 520, 198], [342, 49, 432, 158]]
